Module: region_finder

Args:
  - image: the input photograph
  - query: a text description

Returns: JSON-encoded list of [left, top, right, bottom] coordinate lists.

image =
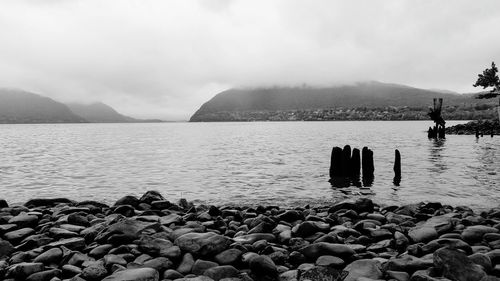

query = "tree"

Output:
[[473, 62, 500, 99], [473, 62, 500, 120]]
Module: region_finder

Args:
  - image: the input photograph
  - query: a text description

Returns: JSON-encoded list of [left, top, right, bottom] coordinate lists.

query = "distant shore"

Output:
[[1, 191, 500, 280], [446, 119, 500, 135]]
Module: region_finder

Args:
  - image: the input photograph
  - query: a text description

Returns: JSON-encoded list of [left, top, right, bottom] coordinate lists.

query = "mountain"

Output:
[[0, 88, 87, 124], [190, 81, 498, 121], [67, 102, 137, 123]]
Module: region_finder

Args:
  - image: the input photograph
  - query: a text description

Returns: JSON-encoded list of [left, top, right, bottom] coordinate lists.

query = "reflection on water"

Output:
[[428, 138, 448, 174], [393, 175, 401, 186], [0, 121, 498, 209]]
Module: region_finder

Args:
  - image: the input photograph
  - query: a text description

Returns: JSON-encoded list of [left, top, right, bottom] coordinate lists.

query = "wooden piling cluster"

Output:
[[428, 98, 446, 139], [329, 145, 374, 187], [330, 146, 401, 187]]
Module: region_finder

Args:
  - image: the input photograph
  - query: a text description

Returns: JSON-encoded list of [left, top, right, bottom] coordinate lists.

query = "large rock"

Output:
[[192, 259, 219, 275], [386, 270, 410, 281], [462, 225, 499, 243], [277, 210, 304, 222], [315, 255, 344, 268], [292, 221, 330, 237], [49, 227, 79, 239], [33, 248, 63, 264], [421, 238, 472, 255], [0, 239, 14, 259], [384, 255, 433, 273], [203, 265, 239, 281], [62, 264, 82, 277], [6, 262, 45, 279], [232, 233, 276, 244], [4, 227, 35, 242], [355, 198, 375, 213], [138, 235, 177, 257], [249, 255, 278, 278], [408, 227, 438, 243], [81, 222, 107, 241], [280, 270, 299, 281], [103, 254, 127, 268], [408, 214, 454, 243], [142, 257, 173, 272], [26, 268, 61, 281], [113, 195, 140, 207], [177, 253, 195, 274], [89, 244, 113, 258], [299, 242, 356, 260], [102, 268, 159, 281], [151, 200, 172, 210], [160, 214, 182, 225], [46, 237, 86, 250], [8, 213, 38, 228], [24, 198, 74, 207], [343, 259, 383, 281], [468, 253, 492, 273], [433, 248, 486, 281], [140, 191, 164, 205], [81, 262, 108, 280], [175, 232, 232, 256], [486, 249, 500, 264], [0, 199, 8, 208], [214, 248, 243, 265], [96, 218, 161, 241]]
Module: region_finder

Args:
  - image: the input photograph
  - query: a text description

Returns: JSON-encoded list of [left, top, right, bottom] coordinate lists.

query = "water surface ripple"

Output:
[[0, 121, 498, 209]]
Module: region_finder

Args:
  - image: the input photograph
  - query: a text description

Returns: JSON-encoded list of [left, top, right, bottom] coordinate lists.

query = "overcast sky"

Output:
[[1, 0, 499, 120]]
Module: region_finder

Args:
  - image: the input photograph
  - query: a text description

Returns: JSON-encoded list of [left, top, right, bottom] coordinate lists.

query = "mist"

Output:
[[1, 0, 499, 120]]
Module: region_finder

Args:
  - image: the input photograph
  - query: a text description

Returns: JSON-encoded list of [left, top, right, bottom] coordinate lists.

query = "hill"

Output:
[[190, 81, 498, 121], [67, 102, 137, 123], [0, 89, 87, 124]]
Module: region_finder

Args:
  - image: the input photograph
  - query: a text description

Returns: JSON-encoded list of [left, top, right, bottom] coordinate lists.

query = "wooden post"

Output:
[[341, 145, 352, 177], [329, 146, 343, 178], [362, 147, 374, 187], [351, 148, 361, 179], [393, 149, 401, 186]]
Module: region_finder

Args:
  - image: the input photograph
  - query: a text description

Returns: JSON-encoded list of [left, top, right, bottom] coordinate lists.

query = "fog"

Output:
[[1, 0, 499, 120]]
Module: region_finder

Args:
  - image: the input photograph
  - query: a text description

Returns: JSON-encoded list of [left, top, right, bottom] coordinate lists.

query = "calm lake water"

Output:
[[0, 121, 498, 209]]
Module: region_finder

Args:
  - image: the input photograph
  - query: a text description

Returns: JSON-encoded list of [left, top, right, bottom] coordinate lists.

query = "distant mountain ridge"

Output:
[[0, 89, 86, 124], [67, 102, 136, 123], [190, 81, 497, 121], [0, 88, 161, 124]]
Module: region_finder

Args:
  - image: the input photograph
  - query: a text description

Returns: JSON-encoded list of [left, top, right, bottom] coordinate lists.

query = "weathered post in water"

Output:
[[351, 148, 361, 179], [341, 145, 352, 177], [428, 98, 446, 139], [393, 149, 401, 186], [329, 146, 343, 178], [362, 147, 374, 186]]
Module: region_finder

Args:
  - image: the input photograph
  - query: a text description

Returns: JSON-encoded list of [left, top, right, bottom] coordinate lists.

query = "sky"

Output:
[[1, 0, 499, 120]]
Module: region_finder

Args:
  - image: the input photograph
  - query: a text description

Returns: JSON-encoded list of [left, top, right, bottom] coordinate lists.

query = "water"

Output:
[[0, 121, 498, 209]]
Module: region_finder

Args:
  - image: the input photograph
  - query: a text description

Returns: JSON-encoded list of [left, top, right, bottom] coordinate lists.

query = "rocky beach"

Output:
[[446, 120, 499, 135], [0, 191, 500, 281]]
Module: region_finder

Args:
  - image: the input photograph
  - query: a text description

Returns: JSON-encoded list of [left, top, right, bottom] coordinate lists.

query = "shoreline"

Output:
[[1, 191, 500, 281]]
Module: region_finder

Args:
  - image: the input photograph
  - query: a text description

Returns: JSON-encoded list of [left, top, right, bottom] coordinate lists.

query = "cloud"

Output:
[[0, 0, 499, 120]]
